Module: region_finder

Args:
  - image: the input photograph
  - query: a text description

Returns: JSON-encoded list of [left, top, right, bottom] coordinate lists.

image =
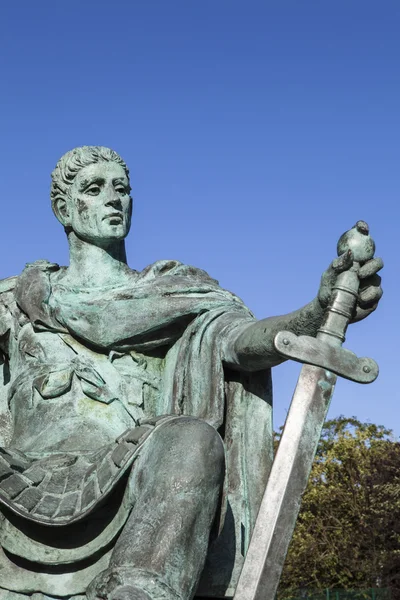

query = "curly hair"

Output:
[[50, 146, 130, 213]]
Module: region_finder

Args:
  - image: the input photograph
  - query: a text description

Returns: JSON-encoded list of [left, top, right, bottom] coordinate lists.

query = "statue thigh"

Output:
[[90, 416, 226, 600]]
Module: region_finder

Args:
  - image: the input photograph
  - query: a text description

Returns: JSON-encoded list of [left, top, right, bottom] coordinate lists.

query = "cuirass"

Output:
[[9, 324, 163, 455]]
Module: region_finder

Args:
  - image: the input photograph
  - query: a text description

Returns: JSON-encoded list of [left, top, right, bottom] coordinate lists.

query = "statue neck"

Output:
[[65, 232, 131, 288]]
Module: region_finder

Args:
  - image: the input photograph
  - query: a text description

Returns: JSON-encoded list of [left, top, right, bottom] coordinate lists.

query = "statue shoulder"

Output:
[[0, 276, 18, 358], [0, 261, 58, 309], [0, 261, 59, 330], [0, 276, 18, 314], [0, 278, 17, 447], [0, 275, 17, 296], [140, 259, 220, 286]]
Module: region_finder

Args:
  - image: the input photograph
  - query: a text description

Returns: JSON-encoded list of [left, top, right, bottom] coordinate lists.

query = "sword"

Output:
[[234, 221, 379, 600]]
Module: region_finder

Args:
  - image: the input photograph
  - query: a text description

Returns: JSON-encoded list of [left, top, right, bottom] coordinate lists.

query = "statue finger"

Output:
[[352, 305, 377, 323], [359, 273, 382, 291], [331, 250, 353, 273], [358, 285, 383, 308], [358, 257, 384, 279]]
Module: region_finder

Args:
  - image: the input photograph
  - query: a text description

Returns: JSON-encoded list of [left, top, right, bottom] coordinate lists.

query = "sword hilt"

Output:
[[274, 221, 379, 384], [317, 220, 375, 346]]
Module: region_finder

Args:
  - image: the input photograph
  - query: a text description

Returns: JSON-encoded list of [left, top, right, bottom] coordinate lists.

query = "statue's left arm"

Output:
[[222, 253, 383, 372]]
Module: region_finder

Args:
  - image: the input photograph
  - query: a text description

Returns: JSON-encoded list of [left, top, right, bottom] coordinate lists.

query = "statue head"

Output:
[[51, 146, 132, 246]]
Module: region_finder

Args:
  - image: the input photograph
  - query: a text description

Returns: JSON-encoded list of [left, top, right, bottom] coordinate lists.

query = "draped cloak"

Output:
[[0, 260, 273, 599]]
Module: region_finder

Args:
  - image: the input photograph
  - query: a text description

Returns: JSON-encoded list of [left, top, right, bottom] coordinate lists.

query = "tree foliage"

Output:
[[276, 417, 400, 599]]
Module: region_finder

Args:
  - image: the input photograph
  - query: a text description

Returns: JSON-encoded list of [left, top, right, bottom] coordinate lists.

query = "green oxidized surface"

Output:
[[0, 147, 382, 600]]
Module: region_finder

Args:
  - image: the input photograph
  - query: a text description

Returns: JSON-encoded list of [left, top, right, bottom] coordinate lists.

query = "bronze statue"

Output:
[[0, 147, 383, 600]]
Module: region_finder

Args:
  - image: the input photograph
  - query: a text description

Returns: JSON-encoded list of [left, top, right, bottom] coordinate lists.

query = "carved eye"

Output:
[[116, 186, 127, 195], [86, 185, 101, 196]]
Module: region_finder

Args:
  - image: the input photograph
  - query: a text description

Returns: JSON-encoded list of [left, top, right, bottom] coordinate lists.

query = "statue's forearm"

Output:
[[224, 298, 325, 372]]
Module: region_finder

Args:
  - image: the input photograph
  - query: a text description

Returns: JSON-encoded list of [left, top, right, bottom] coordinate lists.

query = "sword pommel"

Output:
[[318, 221, 376, 347], [337, 220, 375, 264]]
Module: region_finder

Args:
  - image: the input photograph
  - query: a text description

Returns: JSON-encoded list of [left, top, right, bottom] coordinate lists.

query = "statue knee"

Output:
[[180, 417, 225, 475], [154, 417, 225, 488]]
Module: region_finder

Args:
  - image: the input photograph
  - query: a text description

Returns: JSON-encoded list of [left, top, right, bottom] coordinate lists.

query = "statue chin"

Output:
[[71, 226, 130, 247]]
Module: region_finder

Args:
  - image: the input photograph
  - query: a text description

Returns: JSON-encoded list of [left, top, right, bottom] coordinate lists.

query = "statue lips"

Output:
[[103, 212, 123, 224]]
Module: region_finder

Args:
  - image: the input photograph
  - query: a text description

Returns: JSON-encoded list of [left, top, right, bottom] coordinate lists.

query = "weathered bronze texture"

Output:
[[0, 149, 383, 600]]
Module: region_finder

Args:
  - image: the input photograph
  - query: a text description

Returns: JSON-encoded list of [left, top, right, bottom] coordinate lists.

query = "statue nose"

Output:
[[105, 195, 122, 209]]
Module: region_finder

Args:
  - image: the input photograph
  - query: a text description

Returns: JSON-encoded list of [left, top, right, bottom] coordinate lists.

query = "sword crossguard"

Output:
[[274, 331, 378, 383]]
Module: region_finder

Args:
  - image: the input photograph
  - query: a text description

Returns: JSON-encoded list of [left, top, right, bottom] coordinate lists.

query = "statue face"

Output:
[[66, 161, 132, 245]]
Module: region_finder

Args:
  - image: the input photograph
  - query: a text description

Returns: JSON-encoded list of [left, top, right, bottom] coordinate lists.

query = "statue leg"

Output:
[[88, 416, 225, 600]]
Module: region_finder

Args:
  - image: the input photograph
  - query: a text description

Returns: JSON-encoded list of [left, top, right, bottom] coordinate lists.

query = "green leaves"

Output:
[[277, 417, 400, 599]]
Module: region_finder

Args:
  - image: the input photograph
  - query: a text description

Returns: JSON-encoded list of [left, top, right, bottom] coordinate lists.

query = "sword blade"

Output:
[[234, 364, 337, 600]]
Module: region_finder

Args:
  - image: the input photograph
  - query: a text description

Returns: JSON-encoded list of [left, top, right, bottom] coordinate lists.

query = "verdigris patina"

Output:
[[0, 147, 383, 600]]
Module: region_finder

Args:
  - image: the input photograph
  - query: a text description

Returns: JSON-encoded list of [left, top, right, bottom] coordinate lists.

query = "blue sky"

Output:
[[0, 1, 398, 435]]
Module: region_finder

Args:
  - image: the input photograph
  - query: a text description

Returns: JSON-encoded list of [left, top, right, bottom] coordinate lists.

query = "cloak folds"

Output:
[[0, 260, 274, 598]]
